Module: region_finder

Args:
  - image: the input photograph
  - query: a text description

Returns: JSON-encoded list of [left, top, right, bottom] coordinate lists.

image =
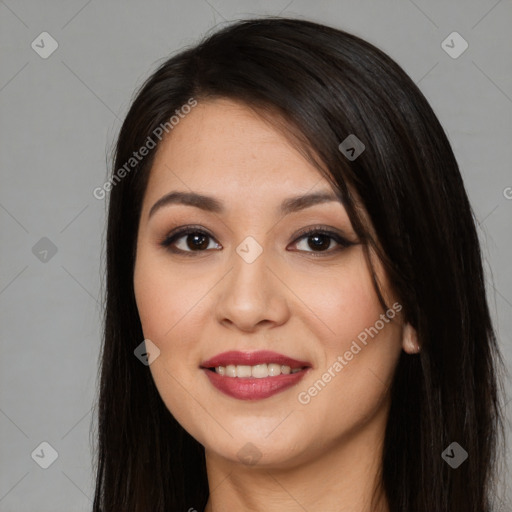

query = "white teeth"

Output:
[[251, 364, 268, 378], [267, 363, 281, 376], [237, 365, 252, 378], [225, 365, 237, 377], [211, 363, 306, 377]]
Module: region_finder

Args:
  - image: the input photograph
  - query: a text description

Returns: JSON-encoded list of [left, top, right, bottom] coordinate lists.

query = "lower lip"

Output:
[[202, 368, 310, 400]]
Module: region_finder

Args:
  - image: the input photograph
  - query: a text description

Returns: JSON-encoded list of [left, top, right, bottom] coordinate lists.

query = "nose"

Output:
[[214, 242, 290, 333]]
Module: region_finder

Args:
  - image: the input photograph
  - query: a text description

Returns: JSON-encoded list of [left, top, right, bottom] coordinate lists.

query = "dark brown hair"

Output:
[[92, 17, 505, 512]]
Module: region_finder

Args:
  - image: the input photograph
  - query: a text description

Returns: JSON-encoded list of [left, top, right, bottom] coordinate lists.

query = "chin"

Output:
[[213, 443, 305, 469]]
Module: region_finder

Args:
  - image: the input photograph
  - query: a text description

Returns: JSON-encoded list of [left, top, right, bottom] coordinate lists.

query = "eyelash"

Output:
[[159, 225, 355, 258]]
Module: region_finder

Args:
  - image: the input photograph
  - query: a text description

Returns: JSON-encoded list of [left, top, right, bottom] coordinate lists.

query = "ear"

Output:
[[402, 323, 420, 354]]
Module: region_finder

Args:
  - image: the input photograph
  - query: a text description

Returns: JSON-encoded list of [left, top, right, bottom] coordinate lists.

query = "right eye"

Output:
[[160, 226, 222, 256]]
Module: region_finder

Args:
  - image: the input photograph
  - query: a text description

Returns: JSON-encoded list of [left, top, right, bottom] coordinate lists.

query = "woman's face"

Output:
[[134, 98, 409, 468]]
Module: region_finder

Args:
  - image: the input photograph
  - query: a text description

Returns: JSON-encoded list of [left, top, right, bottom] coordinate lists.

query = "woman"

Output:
[[92, 17, 505, 512]]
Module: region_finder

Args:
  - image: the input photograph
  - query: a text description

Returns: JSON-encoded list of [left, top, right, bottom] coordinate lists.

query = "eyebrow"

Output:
[[148, 190, 343, 219]]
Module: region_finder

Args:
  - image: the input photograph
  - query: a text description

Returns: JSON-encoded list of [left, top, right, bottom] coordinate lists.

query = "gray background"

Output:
[[1, 0, 511, 510]]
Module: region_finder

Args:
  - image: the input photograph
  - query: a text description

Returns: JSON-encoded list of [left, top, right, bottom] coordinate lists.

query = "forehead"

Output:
[[143, 98, 331, 203]]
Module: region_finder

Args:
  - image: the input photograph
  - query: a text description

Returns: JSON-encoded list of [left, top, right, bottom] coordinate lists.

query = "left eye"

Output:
[[294, 232, 340, 252], [291, 228, 354, 255]]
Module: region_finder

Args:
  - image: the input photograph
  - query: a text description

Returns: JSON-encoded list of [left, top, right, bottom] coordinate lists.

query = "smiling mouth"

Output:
[[206, 363, 309, 378]]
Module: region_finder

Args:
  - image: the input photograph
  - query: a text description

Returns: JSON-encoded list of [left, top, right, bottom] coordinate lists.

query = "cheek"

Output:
[[134, 253, 209, 437], [296, 256, 387, 353], [293, 324, 401, 451], [133, 248, 204, 341], [292, 259, 402, 431]]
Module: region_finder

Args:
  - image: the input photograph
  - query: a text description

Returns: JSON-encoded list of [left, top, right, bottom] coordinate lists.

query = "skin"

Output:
[[133, 98, 419, 512]]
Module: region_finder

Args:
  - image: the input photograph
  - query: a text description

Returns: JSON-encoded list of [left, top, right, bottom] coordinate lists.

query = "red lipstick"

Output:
[[200, 350, 311, 401]]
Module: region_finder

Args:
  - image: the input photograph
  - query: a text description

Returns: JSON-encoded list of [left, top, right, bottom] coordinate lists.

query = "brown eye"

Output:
[[291, 227, 354, 255], [299, 233, 334, 252], [160, 227, 221, 255], [183, 232, 210, 251]]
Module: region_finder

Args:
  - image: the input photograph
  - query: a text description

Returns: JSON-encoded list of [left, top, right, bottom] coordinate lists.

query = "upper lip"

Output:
[[200, 350, 311, 369]]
